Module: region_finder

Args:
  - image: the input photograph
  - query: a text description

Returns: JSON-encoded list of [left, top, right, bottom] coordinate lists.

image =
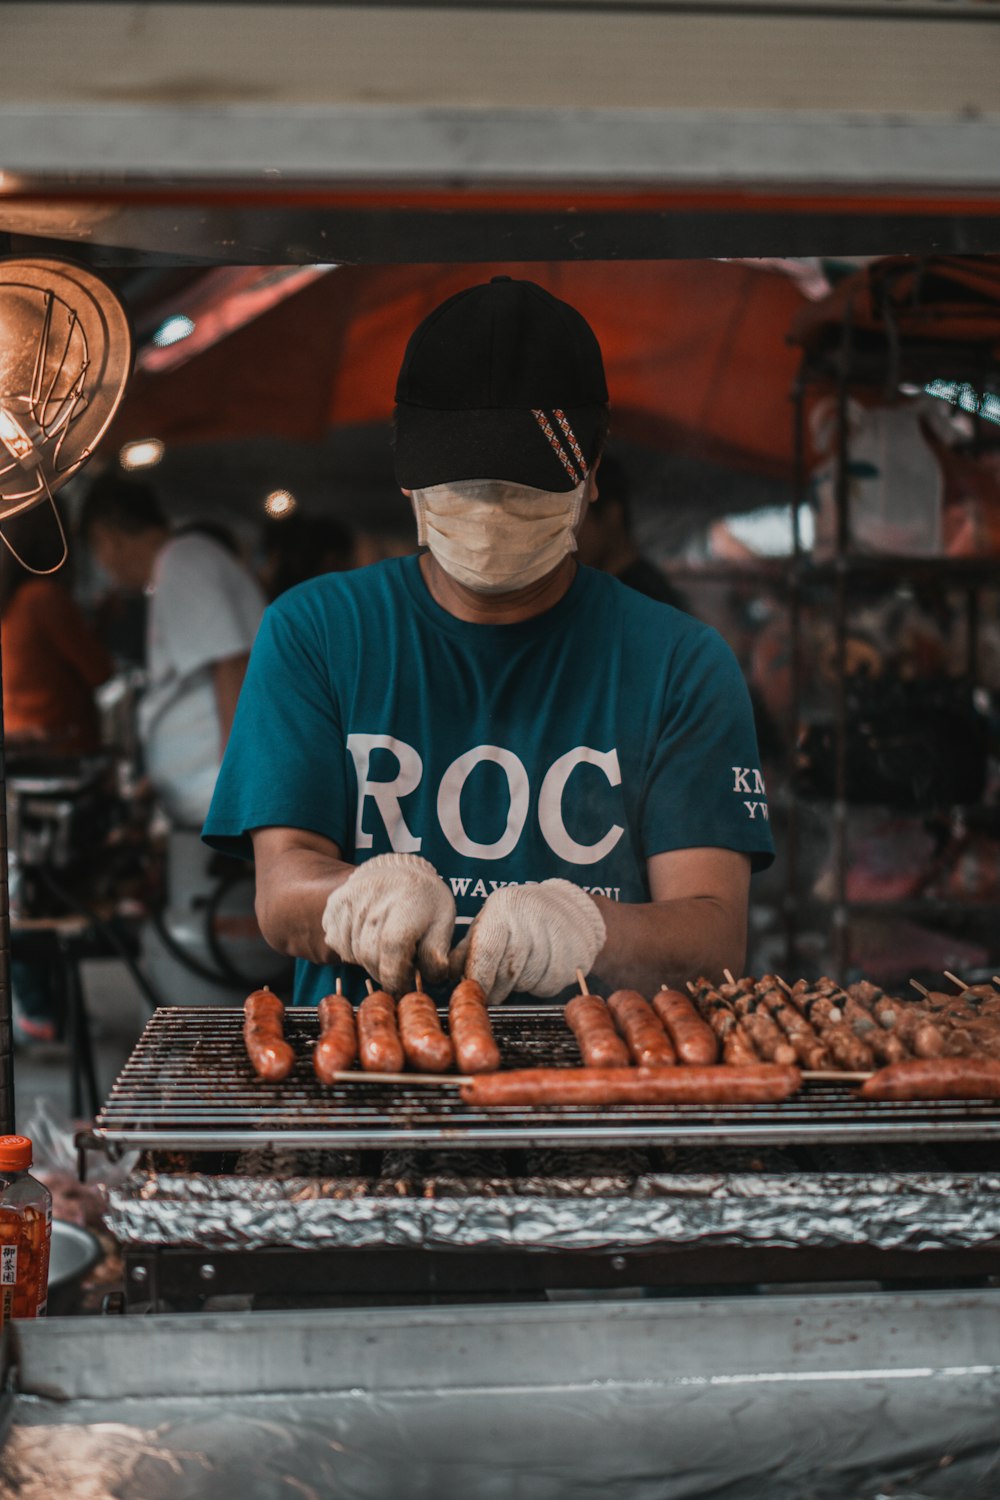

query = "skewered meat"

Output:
[[460, 1064, 802, 1107], [754, 977, 831, 1071], [860, 1058, 1000, 1101], [788, 977, 843, 1028], [786, 980, 875, 1071], [358, 989, 404, 1073], [244, 988, 295, 1081], [691, 980, 759, 1065], [313, 992, 358, 1083], [855, 983, 947, 1058], [841, 995, 910, 1065], [607, 989, 676, 1067], [564, 993, 631, 1069], [725, 988, 798, 1066], [449, 979, 500, 1074], [651, 988, 718, 1065], [398, 987, 455, 1073]]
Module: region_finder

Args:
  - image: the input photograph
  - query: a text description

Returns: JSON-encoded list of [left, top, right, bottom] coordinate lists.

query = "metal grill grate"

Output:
[[92, 1006, 1000, 1151]]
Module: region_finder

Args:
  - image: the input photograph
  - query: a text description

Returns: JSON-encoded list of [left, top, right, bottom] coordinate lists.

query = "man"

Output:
[[204, 277, 773, 1004], [80, 475, 266, 828]]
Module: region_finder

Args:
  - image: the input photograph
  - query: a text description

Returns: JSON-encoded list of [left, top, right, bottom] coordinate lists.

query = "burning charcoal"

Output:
[[656, 1146, 798, 1174], [234, 1146, 362, 1178], [516, 1148, 651, 1197], [373, 1148, 424, 1196], [420, 1150, 515, 1198]]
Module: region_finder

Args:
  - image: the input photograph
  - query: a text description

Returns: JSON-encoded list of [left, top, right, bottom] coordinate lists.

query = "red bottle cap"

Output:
[[0, 1136, 32, 1171]]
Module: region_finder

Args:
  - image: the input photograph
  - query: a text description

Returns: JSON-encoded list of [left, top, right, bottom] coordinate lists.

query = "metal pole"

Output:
[[831, 306, 853, 981], [0, 622, 15, 1132], [784, 357, 807, 975]]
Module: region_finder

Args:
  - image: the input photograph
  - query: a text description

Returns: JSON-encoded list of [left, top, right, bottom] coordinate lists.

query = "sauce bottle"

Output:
[[0, 1135, 52, 1322]]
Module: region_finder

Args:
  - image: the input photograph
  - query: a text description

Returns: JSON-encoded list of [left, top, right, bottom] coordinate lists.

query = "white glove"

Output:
[[321, 853, 456, 995], [450, 879, 607, 1004]]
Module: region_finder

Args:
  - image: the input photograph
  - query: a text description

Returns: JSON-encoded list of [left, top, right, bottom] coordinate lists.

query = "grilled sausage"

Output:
[[860, 1058, 1000, 1101], [564, 993, 631, 1069], [313, 992, 358, 1083], [245, 987, 283, 1020], [357, 989, 404, 1073], [398, 989, 455, 1073], [460, 1064, 802, 1107], [607, 990, 676, 1067], [651, 988, 719, 1065], [244, 988, 295, 1081], [449, 979, 500, 1074]]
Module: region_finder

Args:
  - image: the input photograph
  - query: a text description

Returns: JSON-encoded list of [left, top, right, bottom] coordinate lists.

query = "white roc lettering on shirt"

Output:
[[347, 734, 624, 866]]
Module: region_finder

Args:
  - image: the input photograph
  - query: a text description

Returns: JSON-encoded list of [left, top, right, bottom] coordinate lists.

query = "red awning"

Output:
[[111, 260, 809, 479]]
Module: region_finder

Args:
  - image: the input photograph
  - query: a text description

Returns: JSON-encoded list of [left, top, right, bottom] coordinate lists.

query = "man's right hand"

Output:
[[321, 853, 456, 995]]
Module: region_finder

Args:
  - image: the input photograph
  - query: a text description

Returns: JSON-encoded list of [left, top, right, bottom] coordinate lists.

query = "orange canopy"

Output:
[[789, 255, 1000, 359], [112, 260, 809, 479]]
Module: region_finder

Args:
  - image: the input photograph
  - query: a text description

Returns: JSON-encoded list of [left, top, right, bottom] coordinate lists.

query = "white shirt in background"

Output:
[[139, 533, 266, 827]]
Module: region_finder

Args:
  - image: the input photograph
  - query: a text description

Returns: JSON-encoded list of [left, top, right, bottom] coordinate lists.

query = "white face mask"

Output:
[[411, 478, 587, 595]]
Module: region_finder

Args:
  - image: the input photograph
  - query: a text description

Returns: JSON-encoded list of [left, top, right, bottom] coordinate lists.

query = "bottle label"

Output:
[[1, 1245, 14, 1326]]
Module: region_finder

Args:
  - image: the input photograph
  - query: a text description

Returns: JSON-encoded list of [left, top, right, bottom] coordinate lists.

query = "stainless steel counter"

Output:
[[3, 1291, 1000, 1499]]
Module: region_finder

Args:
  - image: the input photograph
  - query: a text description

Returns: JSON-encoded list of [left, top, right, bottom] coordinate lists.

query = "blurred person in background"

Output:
[[259, 514, 354, 600], [575, 452, 687, 609], [80, 475, 270, 1008], [80, 475, 266, 829], [1, 505, 113, 759], [1, 505, 115, 1043]]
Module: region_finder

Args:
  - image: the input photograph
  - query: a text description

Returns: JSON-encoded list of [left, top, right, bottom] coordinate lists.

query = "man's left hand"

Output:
[[450, 879, 607, 1003]]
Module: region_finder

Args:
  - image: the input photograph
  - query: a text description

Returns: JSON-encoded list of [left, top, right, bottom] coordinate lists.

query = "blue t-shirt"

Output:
[[203, 557, 774, 1004]]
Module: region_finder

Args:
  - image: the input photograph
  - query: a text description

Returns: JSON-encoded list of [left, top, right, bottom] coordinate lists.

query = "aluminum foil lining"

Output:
[[106, 1143, 1000, 1252]]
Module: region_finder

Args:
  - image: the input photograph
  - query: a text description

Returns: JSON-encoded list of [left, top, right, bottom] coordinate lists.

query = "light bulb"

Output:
[[264, 489, 297, 519], [0, 407, 40, 467], [152, 315, 195, 349], [120, 438, 165, 471]]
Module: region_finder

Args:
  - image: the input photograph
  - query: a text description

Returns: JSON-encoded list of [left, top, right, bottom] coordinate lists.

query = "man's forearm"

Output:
[[254, 846, 355, 965], [589, 894, 746, 995]]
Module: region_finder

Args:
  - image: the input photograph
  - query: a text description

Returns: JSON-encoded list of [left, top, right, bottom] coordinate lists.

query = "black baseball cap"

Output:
[[393, 277, 609, 493]]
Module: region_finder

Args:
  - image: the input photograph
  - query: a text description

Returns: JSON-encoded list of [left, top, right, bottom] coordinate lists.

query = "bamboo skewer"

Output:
[[775, 975, 794, 995], [910, 979, 931, 998], [329, 1070, 462, 1087], [944, 970, 967, 992], [575, 969, 589, 995], [723, 968, 736, 986], [802, 1070, 872, 1082], [330, 1067, 869, 1086], [365, 979, 374, 995]]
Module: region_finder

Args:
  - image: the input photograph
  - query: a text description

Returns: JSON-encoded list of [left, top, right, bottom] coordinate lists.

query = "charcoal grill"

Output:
[[88, 1007, 1000, 1311], [92, 1005, 1000, 1152]]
